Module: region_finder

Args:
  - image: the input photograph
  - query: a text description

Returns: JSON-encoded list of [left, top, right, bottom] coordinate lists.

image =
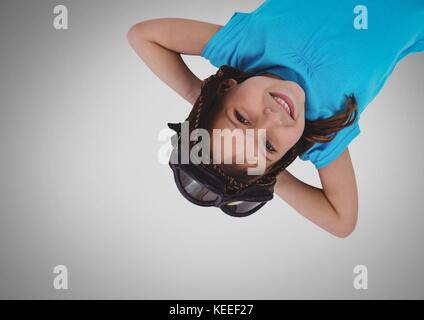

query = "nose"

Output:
[[261, 106, 284, 127]]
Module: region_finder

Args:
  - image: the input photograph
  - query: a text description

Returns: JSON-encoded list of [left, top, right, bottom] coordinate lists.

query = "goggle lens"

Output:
[[178, 170, 219, 202], [223, 200, 264, 215], [175, 168, 268, 217]]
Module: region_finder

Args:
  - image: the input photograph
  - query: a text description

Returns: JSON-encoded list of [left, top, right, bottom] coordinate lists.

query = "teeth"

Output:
[[272, 96, 291, 115]]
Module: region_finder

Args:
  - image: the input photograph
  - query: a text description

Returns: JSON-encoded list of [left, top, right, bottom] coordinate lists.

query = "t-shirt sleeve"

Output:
[[200, 12, 250, 68], [408, 39, 424, 54], [298, 120, 361, 170]]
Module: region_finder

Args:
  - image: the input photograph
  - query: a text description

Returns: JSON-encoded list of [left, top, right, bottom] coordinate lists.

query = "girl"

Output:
[[127, 0, 424, 237]]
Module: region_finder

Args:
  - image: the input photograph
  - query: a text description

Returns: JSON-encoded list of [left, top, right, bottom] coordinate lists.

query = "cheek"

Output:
[[292, 124, 305, 146], [274, 128, 303, 155], [294, 123, 305, 141], [285, 81, 306, 103]]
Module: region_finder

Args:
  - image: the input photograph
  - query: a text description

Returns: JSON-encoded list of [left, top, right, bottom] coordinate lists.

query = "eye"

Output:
[[265, 140, 276, 153], [234, 110, 250, 125]]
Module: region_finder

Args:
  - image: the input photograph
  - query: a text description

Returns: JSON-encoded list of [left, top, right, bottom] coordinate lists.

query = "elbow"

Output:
[[127, 19, 156, 44], [333, 227, 355, 239], [126, 23, 141, 45], [127, 22, 144, 44], [332, 217, 358, 239]]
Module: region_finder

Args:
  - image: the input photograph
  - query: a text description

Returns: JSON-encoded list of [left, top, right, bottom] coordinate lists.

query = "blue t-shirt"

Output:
[[201, 0, 424, 169]]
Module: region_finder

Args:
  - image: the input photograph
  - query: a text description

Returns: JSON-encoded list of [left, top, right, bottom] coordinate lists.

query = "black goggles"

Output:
[[170, 163, 273, 217], [168, 124, 274, 217]]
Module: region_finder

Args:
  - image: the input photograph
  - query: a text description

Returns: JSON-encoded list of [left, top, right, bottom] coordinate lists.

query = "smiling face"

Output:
[[209, 73, 306, 174]]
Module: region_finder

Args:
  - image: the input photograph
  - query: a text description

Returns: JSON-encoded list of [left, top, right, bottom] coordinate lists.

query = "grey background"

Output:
[[0, 0, 423, 299]]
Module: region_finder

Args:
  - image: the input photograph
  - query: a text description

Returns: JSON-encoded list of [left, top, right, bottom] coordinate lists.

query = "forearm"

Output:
[[127, 26, 200, 104], [274, 169, 356, 238], [127, 18, 221, 105], [128, 36, 200, 104]]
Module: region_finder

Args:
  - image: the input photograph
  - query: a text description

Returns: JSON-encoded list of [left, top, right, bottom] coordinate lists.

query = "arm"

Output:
[[274, 148, 358, 238], [126, 18, 222, 105]]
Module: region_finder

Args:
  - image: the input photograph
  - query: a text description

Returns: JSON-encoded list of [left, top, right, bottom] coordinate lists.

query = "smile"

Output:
[[269, 92, 295, 119]]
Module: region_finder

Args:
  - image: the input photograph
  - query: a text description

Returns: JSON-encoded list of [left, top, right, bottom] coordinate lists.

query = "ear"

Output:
[[217, 78, 238, 96]]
